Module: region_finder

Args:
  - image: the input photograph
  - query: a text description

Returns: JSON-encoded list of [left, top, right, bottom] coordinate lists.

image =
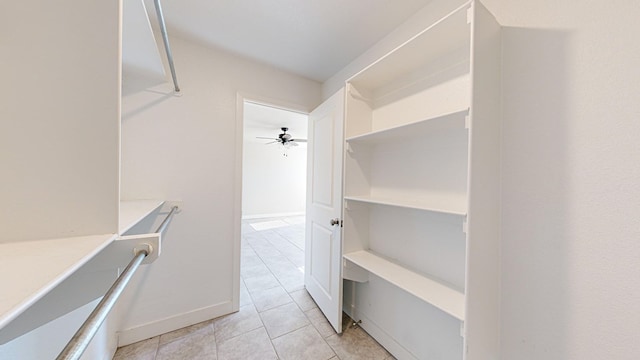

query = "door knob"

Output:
[[330, 218, 341, 226]]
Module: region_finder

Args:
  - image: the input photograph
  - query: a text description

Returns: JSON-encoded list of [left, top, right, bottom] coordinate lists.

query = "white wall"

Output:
[[117, 34, 321, 343], [484, 0, 640, 359], [327, 0, 640, 359], [0, 1, 120, 243], [242, 140, 307, 218]]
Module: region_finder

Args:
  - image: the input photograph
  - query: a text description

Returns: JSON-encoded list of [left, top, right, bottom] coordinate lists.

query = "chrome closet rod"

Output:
[[153, 0, 180, 93], [55, 250, 147, 360], [56, 206, 179, 360], [156, 205, 179, 234]]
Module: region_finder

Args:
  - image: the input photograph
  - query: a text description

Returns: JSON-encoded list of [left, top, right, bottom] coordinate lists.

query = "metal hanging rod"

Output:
[[56, 206, 179, 360], [56, 250, 147, 360], [156, 205, 179, 234], [153, 0, 180, 93]]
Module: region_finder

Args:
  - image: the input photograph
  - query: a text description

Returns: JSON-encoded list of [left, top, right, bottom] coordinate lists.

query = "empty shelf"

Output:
[[344, 195, 467, 216], [349, 2, 470, 92], [343, 250, 465, 320], [345, 109, 468, 145], [0, 234, 116, 329], [119, 200, 165, 235]]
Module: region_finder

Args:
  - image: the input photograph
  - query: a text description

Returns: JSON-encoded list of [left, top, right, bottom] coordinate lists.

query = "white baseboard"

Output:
[[242, 211, 305, 220], [344, 306, 418, 360], [117, 301, 234, 346]]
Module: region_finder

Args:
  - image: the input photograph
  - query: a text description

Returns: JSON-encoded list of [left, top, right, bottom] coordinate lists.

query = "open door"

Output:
[[305, 88, 344, 333]]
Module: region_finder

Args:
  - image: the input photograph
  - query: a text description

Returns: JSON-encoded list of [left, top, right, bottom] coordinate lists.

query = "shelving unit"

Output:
[[0, 0, 173, 347], [340, 1, 501, 359], [343, 250, 464, 320]]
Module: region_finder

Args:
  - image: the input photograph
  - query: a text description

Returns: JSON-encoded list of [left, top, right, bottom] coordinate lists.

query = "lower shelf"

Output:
[[0, 234, 116, 330], [343, 250, 465, 321]]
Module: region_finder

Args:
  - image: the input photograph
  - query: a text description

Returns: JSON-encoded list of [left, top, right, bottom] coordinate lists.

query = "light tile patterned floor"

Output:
[[113, 216, 394, 360]]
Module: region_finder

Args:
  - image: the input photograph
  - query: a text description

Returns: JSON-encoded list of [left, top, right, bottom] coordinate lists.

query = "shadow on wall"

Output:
[[500, 27, 573, 360]]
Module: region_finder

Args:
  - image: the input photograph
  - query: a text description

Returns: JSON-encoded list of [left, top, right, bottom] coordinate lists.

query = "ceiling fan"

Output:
[[256, 127, 307, 147]]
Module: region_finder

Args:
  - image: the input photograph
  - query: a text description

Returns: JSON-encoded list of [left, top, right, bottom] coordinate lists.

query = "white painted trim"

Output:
[[344, 306, 419, 360], [117, 301, 233, 346], [241, 211, 305, 220]]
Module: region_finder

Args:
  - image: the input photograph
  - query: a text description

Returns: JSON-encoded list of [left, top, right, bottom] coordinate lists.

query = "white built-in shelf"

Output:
[[349, 3, 469, 92], [345, 109, 468, 145], [119, 200, 165, 235], [343, 250, 465, 321], [0, 234, 116, 329], [121, 0, 166, 92], [345, 195, 467, 216]]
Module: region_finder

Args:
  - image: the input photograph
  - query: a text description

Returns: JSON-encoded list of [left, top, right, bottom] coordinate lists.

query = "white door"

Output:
[[305, 88, 344, 333]]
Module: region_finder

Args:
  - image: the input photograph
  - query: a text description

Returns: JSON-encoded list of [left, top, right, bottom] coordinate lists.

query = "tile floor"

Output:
[[113, 216, 394, 360]]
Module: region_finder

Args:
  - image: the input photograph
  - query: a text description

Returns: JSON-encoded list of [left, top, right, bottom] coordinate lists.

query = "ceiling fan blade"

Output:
[[265, 141, 278, 144], [256, 136, 276, 140], [292, 139, 307, 142], [289, 142, 299, 147]]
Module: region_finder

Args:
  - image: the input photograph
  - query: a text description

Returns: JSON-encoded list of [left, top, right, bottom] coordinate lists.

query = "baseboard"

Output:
[[241, 211, 305, 220], [344, 306, 418, 360], [117, 301, 234, 346]]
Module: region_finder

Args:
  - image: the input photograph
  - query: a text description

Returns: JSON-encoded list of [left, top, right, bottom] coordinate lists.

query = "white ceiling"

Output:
[[243, 102, 308, 145], [147, 0, 434, 82]]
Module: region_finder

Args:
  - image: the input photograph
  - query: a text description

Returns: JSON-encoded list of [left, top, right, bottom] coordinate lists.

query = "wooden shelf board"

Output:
[[348, 2, 470, 91], [344, 195, 467, 216], [345, 109, 468, 145], [119, 200, 165, 235], [343, 250, 465, 320], [0, 234, 116, 329]]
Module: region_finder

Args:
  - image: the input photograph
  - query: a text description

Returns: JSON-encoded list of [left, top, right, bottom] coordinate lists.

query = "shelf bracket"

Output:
[[343, 259, 369, 283], [467, 6, 473, 24], [462, 217, 468, 234]]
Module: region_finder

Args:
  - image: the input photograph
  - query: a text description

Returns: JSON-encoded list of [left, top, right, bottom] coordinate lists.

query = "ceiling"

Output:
[[145, 0, 434, 82], [243, 102, 308, 145]]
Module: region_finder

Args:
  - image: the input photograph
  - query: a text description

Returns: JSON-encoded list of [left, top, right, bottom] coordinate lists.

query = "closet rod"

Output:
[[56, 206, 179, 360], [55, 250, 147, 360], [156, 205, 179, 234], [153, 0, 180, 93]]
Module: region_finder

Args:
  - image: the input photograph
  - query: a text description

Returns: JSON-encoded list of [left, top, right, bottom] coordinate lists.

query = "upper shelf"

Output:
[[345, 195, 467, 216], [119, 200, 165, 235], [345, 108, 468, 145], [122, 0, 166, 93], [348, 2, 470, 93], [0, 234, 116, 330], [343, 250, 465, 321]]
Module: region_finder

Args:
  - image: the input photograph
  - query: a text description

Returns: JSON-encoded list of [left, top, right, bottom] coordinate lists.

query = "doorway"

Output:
[[239, 100, 311, 309]]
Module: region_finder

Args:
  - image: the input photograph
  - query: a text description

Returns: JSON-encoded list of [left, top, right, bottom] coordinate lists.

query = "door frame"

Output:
[[233, 92, 313, 311]]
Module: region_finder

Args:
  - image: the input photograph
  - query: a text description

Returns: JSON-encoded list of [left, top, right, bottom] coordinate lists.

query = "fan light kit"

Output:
[[256, 127, 307, 156]]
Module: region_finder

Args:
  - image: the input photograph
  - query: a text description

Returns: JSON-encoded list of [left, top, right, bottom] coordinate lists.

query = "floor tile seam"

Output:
[[267, 322, 317, 342], [242, 241, 289, 291], [270, 325, 338, 360], [214, 322, 265, 346], [252, 250, 300, 292], [152, 336, 160, 360], [157, 322, 215, 349], [266, 228, 305, 253], [255, 297, 295, 314]]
